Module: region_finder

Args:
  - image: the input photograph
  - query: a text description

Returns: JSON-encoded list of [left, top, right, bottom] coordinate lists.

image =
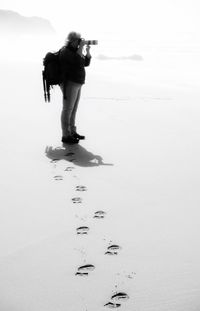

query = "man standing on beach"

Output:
[[59, 31, 92, 144]]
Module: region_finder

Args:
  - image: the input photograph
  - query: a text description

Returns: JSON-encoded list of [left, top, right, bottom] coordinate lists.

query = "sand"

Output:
[[0, 46, 200, 311]]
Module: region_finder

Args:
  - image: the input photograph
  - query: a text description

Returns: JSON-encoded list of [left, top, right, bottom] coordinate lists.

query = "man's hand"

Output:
[[77, 39, 86, 57], [86, 44, 91, 57], [79, 39, 86, 47]]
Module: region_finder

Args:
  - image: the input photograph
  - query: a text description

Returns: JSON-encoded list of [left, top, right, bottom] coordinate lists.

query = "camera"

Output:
[[85, 40, 98, 45]]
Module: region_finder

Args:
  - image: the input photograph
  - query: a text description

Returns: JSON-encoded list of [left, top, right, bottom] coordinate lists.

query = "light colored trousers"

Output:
[[60, 81, 82, 137]]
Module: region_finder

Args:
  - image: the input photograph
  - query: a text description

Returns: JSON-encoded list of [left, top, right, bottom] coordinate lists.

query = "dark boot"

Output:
[[72, 132, 85, 140], [61, 136, 79, 144]]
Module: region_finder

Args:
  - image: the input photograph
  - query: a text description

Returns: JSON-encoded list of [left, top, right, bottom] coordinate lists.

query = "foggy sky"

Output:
[[0, 0, 199, 41]]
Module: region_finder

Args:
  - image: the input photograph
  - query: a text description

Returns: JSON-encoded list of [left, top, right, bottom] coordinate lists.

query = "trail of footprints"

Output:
[[51, 155, 130, 308], [72, 183, 130, 308]]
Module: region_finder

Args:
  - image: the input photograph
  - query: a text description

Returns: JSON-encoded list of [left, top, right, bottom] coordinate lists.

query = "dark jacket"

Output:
[[59, 45, 91, 85]]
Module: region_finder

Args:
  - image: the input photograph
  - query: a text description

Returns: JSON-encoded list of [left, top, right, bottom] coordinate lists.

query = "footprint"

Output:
[[78, 264, 95, 272], [72, 197, 82, 204], [76, 185, 87, 192], [53, 175, 63, 181], [104, 302, 121, 308], [93, 210, 106, 219], [65, 167, 75, 171], [108, 245, 121, 251], [104, 292, 129, 308], [75, 264, 95, 276], [105, 245, 121, 255], [111, 292, 129, 301], [76, 226, 89, 235], [105, 251, 118, 256], [75, 272, 89, 277]]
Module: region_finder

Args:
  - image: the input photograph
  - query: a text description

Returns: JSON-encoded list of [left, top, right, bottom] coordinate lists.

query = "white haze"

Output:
[[1, 0, 200, 41], [0, 1, 200, 311]]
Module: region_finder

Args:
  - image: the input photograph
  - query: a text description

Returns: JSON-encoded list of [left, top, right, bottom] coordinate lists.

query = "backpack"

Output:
[[42, 49, 62, 102]]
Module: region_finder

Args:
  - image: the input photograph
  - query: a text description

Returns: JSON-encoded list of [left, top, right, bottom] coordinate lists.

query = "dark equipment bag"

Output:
[[42, 50, 62, 102]]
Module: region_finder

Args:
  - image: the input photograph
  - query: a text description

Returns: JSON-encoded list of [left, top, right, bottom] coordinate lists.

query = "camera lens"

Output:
[[85, 40, 98, 45]]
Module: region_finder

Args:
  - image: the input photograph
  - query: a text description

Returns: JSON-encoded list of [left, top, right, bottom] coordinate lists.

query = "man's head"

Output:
[[66, 31, 81, 49], [67, 31, 81, 42]]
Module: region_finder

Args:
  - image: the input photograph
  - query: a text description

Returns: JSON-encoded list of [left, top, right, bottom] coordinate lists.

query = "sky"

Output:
[[0, 0, 199, 43]]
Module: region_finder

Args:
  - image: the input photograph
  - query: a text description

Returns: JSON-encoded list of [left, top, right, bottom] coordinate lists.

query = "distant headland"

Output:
[[0, 10, 56, 35]]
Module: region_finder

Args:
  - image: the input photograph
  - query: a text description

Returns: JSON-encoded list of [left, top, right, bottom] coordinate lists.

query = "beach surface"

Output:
[[0, 46, 200, 311]]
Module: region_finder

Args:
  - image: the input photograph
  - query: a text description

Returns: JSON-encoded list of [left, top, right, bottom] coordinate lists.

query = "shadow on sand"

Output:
[[45, 144, 113, 167]]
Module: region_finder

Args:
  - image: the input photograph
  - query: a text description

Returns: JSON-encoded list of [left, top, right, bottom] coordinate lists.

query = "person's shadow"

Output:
[[45, 143, 113, 167]]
